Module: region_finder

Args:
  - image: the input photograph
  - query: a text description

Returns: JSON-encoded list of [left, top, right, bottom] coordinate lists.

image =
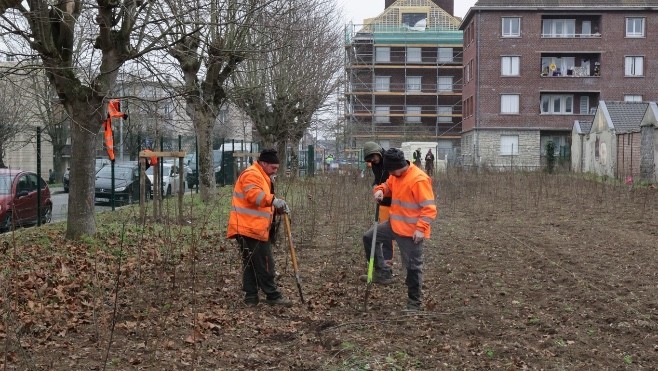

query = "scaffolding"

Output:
[[343, 0, 464, 148]]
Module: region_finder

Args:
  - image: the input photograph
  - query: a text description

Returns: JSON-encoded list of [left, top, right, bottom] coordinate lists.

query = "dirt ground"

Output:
[[1, 171, 657, 370]]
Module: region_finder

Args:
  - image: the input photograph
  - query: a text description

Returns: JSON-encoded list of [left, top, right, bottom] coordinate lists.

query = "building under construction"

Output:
[[343, 0, 463, 153]]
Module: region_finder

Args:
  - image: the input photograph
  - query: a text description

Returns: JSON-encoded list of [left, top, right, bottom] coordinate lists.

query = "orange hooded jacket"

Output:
[[227, 161, 275, 241], [374, 163, 437, 238]]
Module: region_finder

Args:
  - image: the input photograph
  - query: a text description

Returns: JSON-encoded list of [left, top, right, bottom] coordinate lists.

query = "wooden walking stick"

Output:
[[363, 204, 380, 312], [283, 212, 305, 303]]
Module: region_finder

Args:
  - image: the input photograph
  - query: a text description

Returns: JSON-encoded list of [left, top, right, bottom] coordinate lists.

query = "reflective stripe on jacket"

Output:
[[374, 164, 437, 238], [227, 162, 275, 241]]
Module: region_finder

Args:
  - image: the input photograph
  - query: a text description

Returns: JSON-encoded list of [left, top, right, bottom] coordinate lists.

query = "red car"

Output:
[[0, 169, 52, 233]]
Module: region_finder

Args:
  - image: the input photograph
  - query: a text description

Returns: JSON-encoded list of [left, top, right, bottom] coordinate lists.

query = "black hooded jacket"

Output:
[[370, 149, 392, 207]]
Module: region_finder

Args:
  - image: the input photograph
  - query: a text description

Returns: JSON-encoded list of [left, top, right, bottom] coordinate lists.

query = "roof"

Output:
[[473, 0, 658, 6], [603, 101, 648, 133], [575, 121, 592, 134]]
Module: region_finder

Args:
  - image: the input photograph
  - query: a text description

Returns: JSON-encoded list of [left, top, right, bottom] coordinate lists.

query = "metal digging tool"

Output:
[[363, 204, 380, 312], [283, 212, 305, 303]]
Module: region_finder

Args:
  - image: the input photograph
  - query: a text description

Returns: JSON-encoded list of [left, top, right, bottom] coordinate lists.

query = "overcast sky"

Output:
[[337, 0, 477, 24]]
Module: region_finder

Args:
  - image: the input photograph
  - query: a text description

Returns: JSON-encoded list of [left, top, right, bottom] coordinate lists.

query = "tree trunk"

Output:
[[65, 102, 103, 239], [196, 109, 216, 203]]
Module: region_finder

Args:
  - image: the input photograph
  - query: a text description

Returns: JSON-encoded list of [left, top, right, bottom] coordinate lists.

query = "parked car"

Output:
[[63, 158, 110, 193], [145, 162, 189, 196], [94, 161, 151, 205], [0, 169, 52, 232], [186, 143, 258, 188]]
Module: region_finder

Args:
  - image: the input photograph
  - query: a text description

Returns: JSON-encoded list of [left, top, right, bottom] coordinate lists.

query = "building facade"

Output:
[[460, 0, 658, 170], [344, 0, 463, 156]]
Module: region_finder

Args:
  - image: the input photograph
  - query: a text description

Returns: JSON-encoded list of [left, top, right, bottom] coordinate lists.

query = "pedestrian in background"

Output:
[[412, 148, 422, 168], [424, 149, 435, 176], [362, 142, 395, 272], [227, 148, 293, 307], [363, 148, 437, 312]]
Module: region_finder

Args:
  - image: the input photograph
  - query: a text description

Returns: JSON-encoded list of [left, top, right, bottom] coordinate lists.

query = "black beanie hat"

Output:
[[383, 148, 407, 172], [258, 148, 280, 164]]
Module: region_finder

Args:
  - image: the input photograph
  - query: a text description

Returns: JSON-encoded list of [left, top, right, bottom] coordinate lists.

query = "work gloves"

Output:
[[412, 230, 424, 244], [272, 197, 290, 214], [373, 190, 383, 202]]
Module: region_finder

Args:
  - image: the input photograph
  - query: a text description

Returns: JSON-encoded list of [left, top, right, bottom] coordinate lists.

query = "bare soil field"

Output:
[[1, 170, 657, 369]]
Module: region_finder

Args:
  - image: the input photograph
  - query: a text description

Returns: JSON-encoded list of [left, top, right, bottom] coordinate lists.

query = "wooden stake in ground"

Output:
[[283, 213, 305, 303]]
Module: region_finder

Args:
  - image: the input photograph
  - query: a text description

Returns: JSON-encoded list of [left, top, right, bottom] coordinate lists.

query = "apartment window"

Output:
[[406, 76, 422, 92], [437, 106, 453, 123], [437, 76, 453, 92], [500, 135, 519, 155], [501, 56, 520, 76], [464, 65, 470, 83], [502, 17, 520, 37], [375, 47, 390, 63], [406, 106, 422, 123], [375, 76, 390, 92], [541, 94, 574, 114], [407, 47, 422, 63], [374, 106, 390, 123], [438, 48, 453, 63], [625, 56, 644, 76], [579, 96, 589, 114], [500, 94, 519, 114], [582, 21, 592, 36], [541, 56, 575, 75], [5, 54, 15, 62], [624, 95, 642, 102], [626, 18, 645, 37], [542, 19, 575, 37]]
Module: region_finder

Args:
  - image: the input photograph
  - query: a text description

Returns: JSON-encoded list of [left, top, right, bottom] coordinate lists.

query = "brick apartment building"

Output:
[[343, 0, 463, 156], [459, 0, 658, 169]]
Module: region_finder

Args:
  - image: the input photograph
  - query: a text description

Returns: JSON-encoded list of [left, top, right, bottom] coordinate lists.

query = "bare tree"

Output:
[[0, 73, 30, 168], [1, 1, 179, 238], [154, 0, 284, 203], [232, 0, 342, 170]]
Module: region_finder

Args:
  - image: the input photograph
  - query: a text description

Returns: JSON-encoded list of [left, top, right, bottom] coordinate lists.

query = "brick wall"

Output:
[[461, 129, 540, 169], [617, 132, 643, 179]]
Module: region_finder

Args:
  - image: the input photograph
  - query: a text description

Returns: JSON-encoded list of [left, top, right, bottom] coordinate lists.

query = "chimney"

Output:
[[385, 0, 454, 16]]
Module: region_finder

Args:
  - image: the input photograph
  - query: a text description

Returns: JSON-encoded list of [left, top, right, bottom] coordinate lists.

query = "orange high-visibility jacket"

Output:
[[227, 162, 275, 241], [374, 163, 437, 238], [107, 99, 126, 119], [103, 118, 115, 161]]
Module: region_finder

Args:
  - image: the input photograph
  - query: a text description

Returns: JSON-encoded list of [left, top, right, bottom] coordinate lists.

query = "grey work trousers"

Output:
[[235, 235, 282, 303], [363, 220, 424, 304]]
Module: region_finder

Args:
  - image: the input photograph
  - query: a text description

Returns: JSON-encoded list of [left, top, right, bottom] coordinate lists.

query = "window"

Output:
[[624, 95, 642, 102], [375, 76, 390, 92], [501, 56, 520, 76], [542, 19, 575, 37], [541, 94, 574, 114], [502, 17, 520, 37], [406, 76, 422, 92], [406, 106, 422, 123], [541, 56, 575, 76], [626, 18, 645, 37], [5, 54, 15, 62], [438, 48, 453, 63], [407, 47, 421, 63], [500, 135, 519, 155], [579, 96, 589, 114], [437, 106, 453, 123], [402, 13, 427, 30], [374, 106, 389, 123], [437, 76, 453, 92], [625, 56, 644, 76], [500, 94, 519, 114], [375, 47, 390, 63], [582, 21, 592, 36]]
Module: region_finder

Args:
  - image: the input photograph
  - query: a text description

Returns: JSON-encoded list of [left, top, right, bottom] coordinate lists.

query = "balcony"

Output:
[[540, 54, 601, 78], [541, 16, 601, 39]]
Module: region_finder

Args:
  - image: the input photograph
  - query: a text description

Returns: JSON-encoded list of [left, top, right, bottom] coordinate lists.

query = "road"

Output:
[[50, 186, 113, 223]]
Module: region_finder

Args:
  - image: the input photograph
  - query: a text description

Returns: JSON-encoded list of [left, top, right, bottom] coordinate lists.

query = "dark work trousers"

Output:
[[363, 220, 424, 305], [236, 235, 282, 303]]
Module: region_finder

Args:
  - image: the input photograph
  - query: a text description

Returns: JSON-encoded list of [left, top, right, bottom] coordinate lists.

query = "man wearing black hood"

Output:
[[362, 142, 395, 280]]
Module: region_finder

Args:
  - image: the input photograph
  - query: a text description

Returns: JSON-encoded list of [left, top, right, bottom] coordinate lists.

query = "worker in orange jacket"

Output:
[[227, 148, 293, 307], [363, 148, 437, 312]]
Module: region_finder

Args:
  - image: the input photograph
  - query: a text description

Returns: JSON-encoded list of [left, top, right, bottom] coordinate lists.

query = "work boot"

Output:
[[244, 300, 258, 307], [266, 297, 293, 307], [359, 274, 393, 285], [402, 299, 421, 313]]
